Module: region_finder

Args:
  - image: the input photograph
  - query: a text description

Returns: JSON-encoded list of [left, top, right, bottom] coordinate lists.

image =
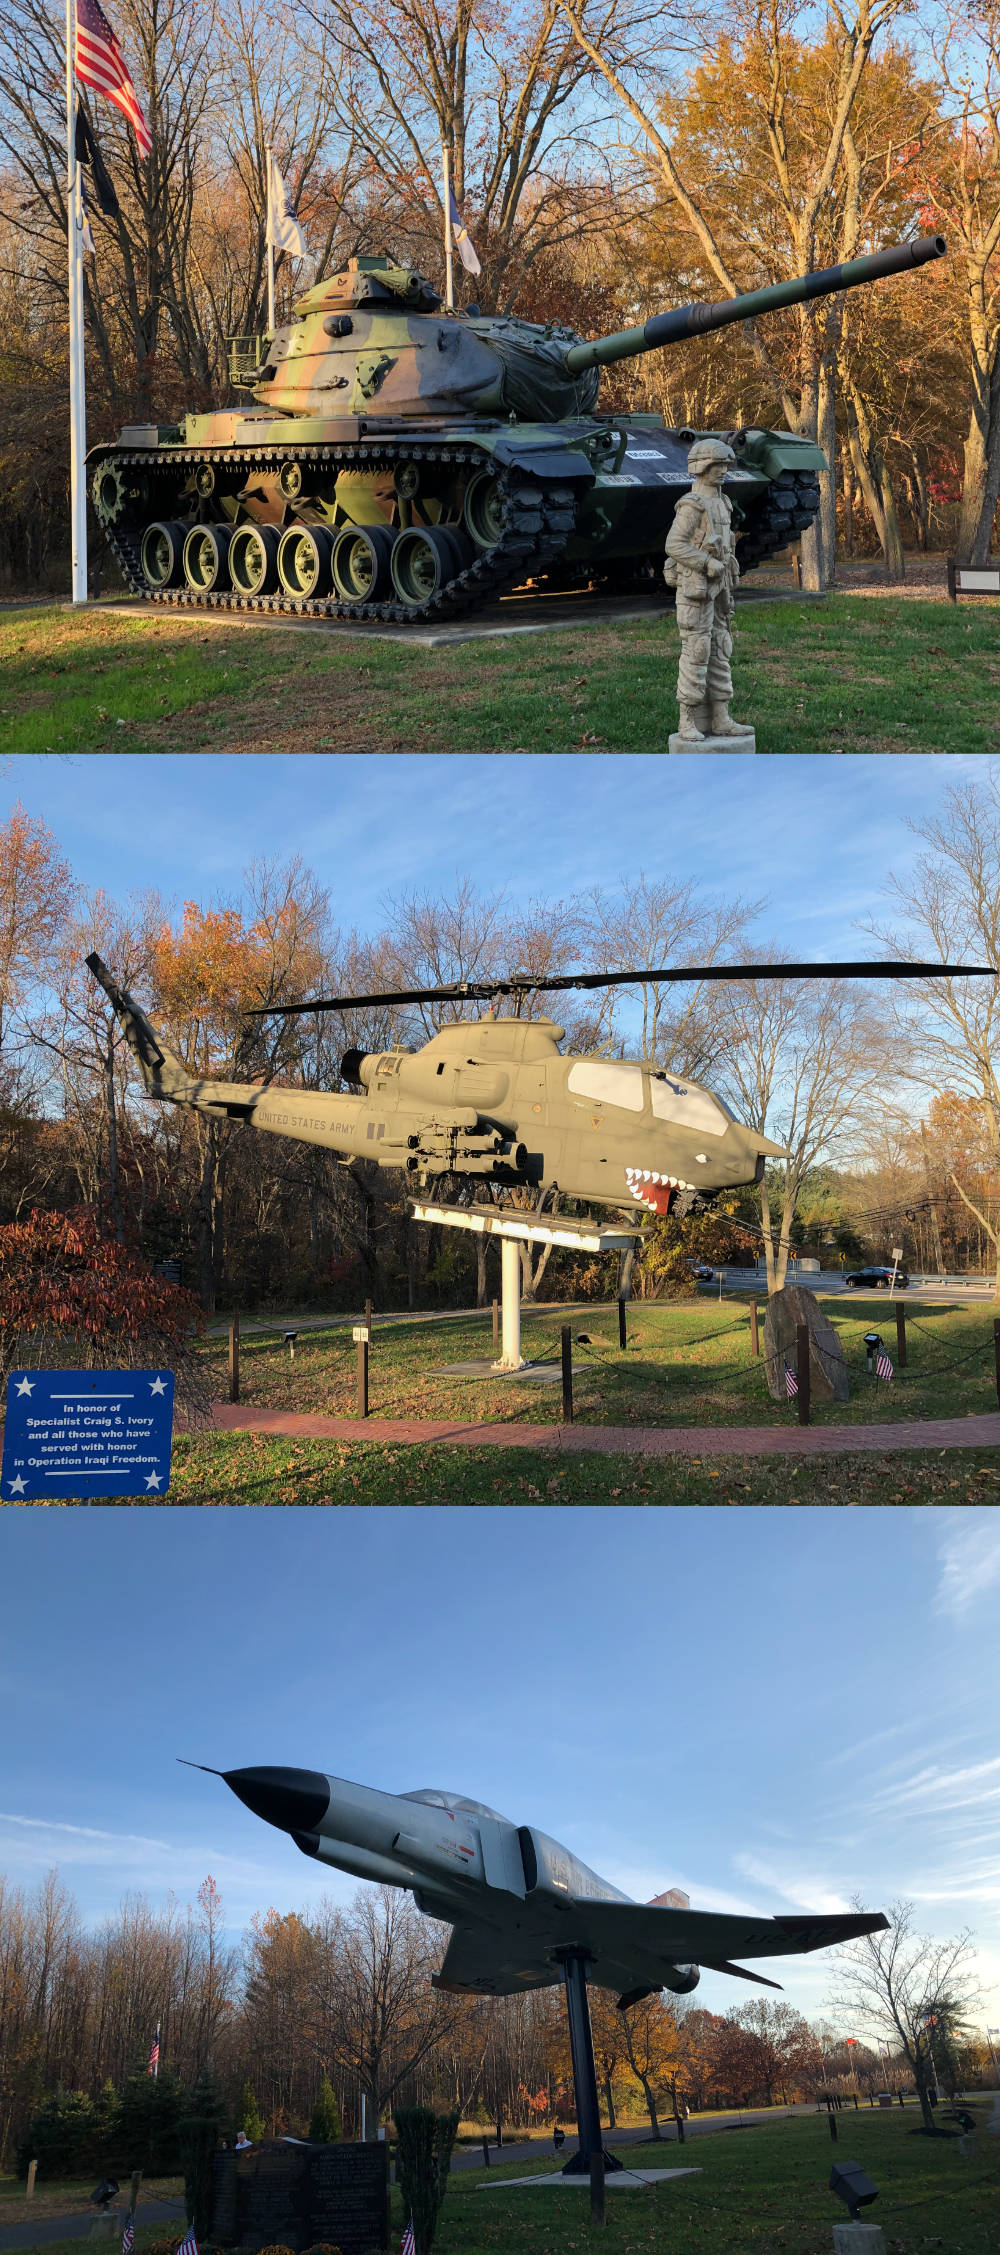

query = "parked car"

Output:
[[844, 1265, 909, 1289], [688, 1262, 715, 1282]]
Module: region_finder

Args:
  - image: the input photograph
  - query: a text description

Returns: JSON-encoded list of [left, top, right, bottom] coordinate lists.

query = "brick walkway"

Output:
[[211, 1404, 1000, 1456]]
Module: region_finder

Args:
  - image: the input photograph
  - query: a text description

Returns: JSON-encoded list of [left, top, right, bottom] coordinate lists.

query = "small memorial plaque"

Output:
[[212, 2140, 389, 2255], [1, 1369, 174, 1500]]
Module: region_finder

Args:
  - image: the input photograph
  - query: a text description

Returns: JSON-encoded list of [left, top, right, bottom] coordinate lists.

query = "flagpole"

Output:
[[441, 143, 454, 312], [65, 0, 88, 602], [266, 144, 275, 332]]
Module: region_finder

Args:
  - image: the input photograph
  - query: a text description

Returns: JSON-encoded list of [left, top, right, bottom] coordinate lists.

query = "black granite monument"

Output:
[[210, 2140, 389, 2255]]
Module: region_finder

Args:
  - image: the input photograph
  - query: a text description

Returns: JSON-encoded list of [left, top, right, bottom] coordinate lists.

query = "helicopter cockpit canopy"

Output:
[[567, 1059, 733, 1136]]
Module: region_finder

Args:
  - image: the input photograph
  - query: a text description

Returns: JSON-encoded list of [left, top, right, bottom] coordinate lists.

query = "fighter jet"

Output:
[[190, 1763, 886, 2167]]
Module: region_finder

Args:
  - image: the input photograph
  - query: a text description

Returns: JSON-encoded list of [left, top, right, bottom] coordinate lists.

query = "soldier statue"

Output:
[[663, 437, 755, 749]]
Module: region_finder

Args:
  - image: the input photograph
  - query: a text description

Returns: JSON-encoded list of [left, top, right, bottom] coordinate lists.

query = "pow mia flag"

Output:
[[75, 105, 119, 219]]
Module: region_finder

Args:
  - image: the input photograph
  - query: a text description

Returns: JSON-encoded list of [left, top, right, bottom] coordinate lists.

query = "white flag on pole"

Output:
[[268, 156, 305, 258]]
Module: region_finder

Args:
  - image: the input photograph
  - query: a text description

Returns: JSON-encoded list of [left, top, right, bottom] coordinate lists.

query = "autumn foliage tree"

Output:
[[0, 1206, 210, 1424]]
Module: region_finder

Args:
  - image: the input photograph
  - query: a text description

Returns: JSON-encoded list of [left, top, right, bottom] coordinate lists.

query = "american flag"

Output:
[[784, 1362, 798, 1397], [121, 2221, 134, 2255], [876, 1349, 894, 1381], [175, 2233, 198, 2255], [74, 0, 151, 157], [148, 2024, 160, 2075], [401, 2224, 415, 2255]]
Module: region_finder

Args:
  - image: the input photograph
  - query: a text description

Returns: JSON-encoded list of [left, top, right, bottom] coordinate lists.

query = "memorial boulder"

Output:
[[763, 1284, 849, 1402]]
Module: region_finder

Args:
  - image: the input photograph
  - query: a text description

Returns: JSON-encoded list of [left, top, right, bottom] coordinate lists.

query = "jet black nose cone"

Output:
[[223, 1766, 330, 1833]]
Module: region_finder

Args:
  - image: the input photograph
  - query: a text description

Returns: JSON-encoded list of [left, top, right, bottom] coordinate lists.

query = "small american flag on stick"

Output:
[[401, 2223, 415, 2255], [876, 1349, 894, 1381], [784, 1362, 798, 1397], [121, 2221, 134, 2255], [148, 2023, 160, 2075], [175, 2232, 198, 2255], [75, 0, 151, 156]]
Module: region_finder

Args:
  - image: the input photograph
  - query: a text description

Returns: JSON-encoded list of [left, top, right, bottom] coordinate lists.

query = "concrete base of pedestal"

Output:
[[669, 730, 756, 754], [832, 2223, 885, 2255]]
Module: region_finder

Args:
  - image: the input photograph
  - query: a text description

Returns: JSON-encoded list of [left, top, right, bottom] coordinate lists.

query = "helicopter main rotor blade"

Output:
[[243, 960, 997, 1018]]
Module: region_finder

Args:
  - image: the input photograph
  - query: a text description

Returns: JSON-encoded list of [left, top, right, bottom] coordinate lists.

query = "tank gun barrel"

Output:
[[564, 235, 946, 375]]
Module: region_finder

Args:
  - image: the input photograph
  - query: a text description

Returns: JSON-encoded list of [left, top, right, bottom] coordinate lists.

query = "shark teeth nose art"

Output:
[[625, 1166, 693, 1215]]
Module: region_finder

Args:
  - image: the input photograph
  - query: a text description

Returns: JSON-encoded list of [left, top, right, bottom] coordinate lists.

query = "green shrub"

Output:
[[307, 2078, 341, 2144], [392, 2108, 459, 2255]]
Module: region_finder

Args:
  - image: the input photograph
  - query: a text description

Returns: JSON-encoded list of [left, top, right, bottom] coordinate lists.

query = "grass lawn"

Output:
[[194, 1295, 1000, 1430], [415, 2107, 996, 2255], [163, 1436, 1000, 1504], [0, 2177, 183, 2224], [3, 594, 998, 754]]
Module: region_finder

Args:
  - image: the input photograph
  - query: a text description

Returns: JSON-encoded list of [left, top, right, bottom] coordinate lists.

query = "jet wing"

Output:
[[562, 1900, 888, 1977], [431, 1921, 557, 1998]]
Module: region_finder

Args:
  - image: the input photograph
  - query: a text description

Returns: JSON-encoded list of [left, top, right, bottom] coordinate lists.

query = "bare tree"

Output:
[[829, 1900, 982, 2131], [871, 773, 1000, 1293], [715, 966, 895, 1290]]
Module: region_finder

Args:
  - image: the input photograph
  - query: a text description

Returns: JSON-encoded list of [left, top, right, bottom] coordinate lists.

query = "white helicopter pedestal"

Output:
[[409, 1201, 643, 1373]]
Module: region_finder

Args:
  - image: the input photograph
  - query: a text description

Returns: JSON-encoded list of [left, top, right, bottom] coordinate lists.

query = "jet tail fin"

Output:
[[86, 953, 195, 1102]]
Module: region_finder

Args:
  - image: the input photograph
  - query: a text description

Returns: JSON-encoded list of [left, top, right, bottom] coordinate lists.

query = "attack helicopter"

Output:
[[86, 953, 994, 1226]]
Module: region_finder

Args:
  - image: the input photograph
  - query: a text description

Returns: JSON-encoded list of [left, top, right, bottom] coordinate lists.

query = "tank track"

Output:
[[96, 437, 578, 623], [734, 467, 822, 574]]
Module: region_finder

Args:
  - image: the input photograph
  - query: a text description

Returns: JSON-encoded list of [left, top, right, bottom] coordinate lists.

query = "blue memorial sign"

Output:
[[2, 1370, 175, 1499]]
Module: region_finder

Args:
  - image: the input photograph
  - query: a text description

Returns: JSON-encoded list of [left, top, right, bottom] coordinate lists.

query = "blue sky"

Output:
[[5, 752, 993, 962], [2, 1503, 998, 2030]]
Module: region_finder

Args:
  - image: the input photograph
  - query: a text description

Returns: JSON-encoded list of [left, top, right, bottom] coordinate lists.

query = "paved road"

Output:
[[211, 1403, 1000, 1455], [0, 2202, 183, 2253], [717, 1268, 998, 1306], [451, 2102, 820, 2171]]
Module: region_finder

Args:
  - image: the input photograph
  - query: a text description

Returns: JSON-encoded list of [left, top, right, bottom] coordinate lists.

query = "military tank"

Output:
[[89, 235, 945, 623]]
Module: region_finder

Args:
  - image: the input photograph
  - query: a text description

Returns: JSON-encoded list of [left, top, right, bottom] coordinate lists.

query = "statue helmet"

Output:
[[686, 436, 736, 475]]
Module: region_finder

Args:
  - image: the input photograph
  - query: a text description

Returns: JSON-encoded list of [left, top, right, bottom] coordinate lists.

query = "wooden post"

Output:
[[589, 2142, 605, 2224], [228, 1311, 240, 1403], [25, 2162, 37, 2201], [481, 2137, 490, 2167], [896, 1302, 907, 1367], [828, 2105, 838, 2141], [618, 1296, 627, 1350], [749, 1297, 759, 1357], [561, 1325, 573, 1423], [128, 2171, 142, 2219], [492, 1297, 499, 1355], [796, 1323, 811, 1426], [357, 1334, 369, 1419], [365, 1296, 373, 1336]]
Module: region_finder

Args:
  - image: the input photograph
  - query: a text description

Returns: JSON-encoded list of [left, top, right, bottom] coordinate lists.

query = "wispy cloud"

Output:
[[733, 1853, 852, 1916], [863, 1757, 1000, 1818], [933, 1511, 1000, 1618], [0, 1813, 170, 1849]]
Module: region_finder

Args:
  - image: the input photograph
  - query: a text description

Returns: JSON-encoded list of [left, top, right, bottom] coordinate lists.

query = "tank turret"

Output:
[[89, 238, 946, 622]]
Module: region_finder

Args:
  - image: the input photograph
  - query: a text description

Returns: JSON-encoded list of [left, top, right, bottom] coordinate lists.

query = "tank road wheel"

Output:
[[183, 523, 234, 593], [229, 524, 281, 596], [462, 469, 505, 551], [277, 525, 335, 598], [140, 520, 187, 590], [390, 526, 470, 606], [278, 460, 304, 502], [331, 525, 394, 602]]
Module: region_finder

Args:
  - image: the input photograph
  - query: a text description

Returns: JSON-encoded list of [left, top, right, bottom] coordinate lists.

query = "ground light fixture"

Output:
[[864, 1331, 883, 1373], [829, 2161, 879, 2221]]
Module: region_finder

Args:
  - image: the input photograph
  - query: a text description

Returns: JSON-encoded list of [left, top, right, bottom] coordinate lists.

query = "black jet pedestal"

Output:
[[556, 1948, 623, 2173]]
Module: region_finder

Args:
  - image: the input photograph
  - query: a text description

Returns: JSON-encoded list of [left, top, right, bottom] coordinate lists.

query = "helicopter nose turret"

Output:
[[222, 1765, 331, 1833]]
